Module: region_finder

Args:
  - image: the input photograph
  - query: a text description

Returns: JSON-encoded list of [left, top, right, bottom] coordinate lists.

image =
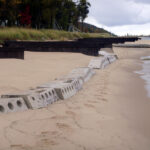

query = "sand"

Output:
[[0, 52, 92, 95], [125, 39, 150, 45], [0, 42, 150, 150]]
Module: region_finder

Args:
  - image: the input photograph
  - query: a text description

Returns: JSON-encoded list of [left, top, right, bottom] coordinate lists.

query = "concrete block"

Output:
[[99, 48, 114, 54], [107, 55, 117, 63], [66, 79, 83, 91], [88, 57, 105, 69], [38, 80, 77, 100], [31, 88, 59, 104], [1, 91, 48, 109], [56, 78, 83, 92], [88, 57, 110, 69], [0, 97, 28, 113], [102, 57, 110, 68], [99, 50, 118, 62], [68, 67, 95, 82], [99, 50, 115, 56]]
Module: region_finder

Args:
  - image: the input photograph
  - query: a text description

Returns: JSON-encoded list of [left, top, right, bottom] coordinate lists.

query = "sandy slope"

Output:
[[0, 43, 150, 150], [0, 52, 92, 95]]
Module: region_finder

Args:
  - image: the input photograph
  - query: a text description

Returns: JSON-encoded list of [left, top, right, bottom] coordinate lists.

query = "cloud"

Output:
[[85, 0, 150, 35], [87, 0, 150, 26], [132, 0, 150, 4], [85, 16, 150, 36]]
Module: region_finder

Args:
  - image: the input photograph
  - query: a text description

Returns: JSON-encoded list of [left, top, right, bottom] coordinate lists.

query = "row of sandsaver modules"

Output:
[[0, 67, 95, 113], [0, 51, 117, 114], [88, 51, 118, 69]]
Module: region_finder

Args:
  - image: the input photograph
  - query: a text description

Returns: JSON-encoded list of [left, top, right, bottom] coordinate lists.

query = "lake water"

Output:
[[140, 37, 150, 41], [136, 56, 150, 98]]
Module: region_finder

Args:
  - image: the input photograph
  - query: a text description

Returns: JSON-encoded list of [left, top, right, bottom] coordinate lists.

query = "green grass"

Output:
[[0, 27, 112, 43]]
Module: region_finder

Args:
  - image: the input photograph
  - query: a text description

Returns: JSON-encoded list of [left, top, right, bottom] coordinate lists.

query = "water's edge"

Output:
[[135, 56, 150, 98]]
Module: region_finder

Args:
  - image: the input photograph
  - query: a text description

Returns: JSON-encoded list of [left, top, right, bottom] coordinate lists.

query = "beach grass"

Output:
[[0, 27, 112, 43]]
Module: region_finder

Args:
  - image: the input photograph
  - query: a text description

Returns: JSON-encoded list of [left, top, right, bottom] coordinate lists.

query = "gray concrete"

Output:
[[56, 78, 84, 92], [2, 91, 48, 109], [69, 67, 95, 82], [38, 80, 77, 100], [88, 57, 110, 69], [31, 88, 59, 104], [0, 97, 28, 113]]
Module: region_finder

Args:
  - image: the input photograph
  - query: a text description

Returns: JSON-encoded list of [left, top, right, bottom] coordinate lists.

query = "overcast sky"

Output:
[[85, 0, 150, 36]]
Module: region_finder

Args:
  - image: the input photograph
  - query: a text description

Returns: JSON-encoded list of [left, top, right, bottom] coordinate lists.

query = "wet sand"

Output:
[[0, 43, 150, 150]]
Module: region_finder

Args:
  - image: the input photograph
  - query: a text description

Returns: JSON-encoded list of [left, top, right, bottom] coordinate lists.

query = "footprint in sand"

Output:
[[87, 100, 100, 104], [10, 145, 25, 150], [101, 98, 108, 102], [41, 131, 59, 136], [68, 106, 81, 110], [65, 110, 77, 117], [56, 123, 73, 132], [39, 131, 60, 141], [84, 103, 96, 108], [38, 131, 60, 147], [40, 139, 58, 146], [51, 115, 68, 120], [96, 96, 108, 102]]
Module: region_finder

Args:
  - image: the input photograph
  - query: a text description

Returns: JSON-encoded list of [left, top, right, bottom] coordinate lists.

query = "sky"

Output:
[[85, 0, 150, 36]]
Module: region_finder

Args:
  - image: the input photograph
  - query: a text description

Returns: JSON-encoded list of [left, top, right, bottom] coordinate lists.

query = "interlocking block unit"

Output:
[[99, 48, 114, 54], [56, 78, 83, 92], [1, 91, 48, 109], [88, 56, 110, 69], [0, 98, 28, 113], [99, 50, 118, 63], [38, 80, 77, 100], [68, 67, 95, 82], [107, 55, 117, 63], [99, 50, 116, 56], [31, 88, 59, 104]]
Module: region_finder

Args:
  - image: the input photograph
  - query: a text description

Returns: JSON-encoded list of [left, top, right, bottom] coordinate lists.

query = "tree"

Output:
[[42, 0, 61, 28], [27, 0, 42, 28], [0, 0, 91, 32], [20, 5, 31, 27], [0, 0, 20, 26], [56, 0, 78, 30], [77, 0, 91, 31]]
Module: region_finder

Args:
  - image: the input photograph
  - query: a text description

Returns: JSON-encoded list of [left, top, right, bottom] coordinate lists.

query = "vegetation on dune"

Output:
[[0, 0, 114, 43], [0, 27, 112, 43]]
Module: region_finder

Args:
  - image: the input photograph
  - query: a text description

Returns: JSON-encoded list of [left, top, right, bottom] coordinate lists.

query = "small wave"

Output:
[[141, 56, 150, 61], [136, 56, 150, 98]]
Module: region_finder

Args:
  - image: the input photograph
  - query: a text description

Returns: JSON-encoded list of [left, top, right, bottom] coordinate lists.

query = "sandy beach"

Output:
[[0, 42, 150, 150]]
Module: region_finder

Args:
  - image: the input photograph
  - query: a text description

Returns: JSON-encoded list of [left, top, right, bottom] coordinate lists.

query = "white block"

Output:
[[68, 79, 83, 91], [31, 88, 59, 104], [56, 78, 83, 92], [68, 67, 95, 82], [88, 57, 105, 69], [99, 50, 115, 56], [99, 50, 118, 64], [38, 80, 77, 100], [0, 98, 28, 113], [1, 91, 48, 109], [107, 55, 117, 63], [102, 57, 110, 68], [88, 57, 110, 69]]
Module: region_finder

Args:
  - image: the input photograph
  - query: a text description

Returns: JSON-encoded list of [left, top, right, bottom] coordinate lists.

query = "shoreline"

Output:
[[0, 43, 150, 149]]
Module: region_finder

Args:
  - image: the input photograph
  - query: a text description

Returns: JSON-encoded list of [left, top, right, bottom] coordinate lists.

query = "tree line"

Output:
[[0, 0, 91, 31]]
